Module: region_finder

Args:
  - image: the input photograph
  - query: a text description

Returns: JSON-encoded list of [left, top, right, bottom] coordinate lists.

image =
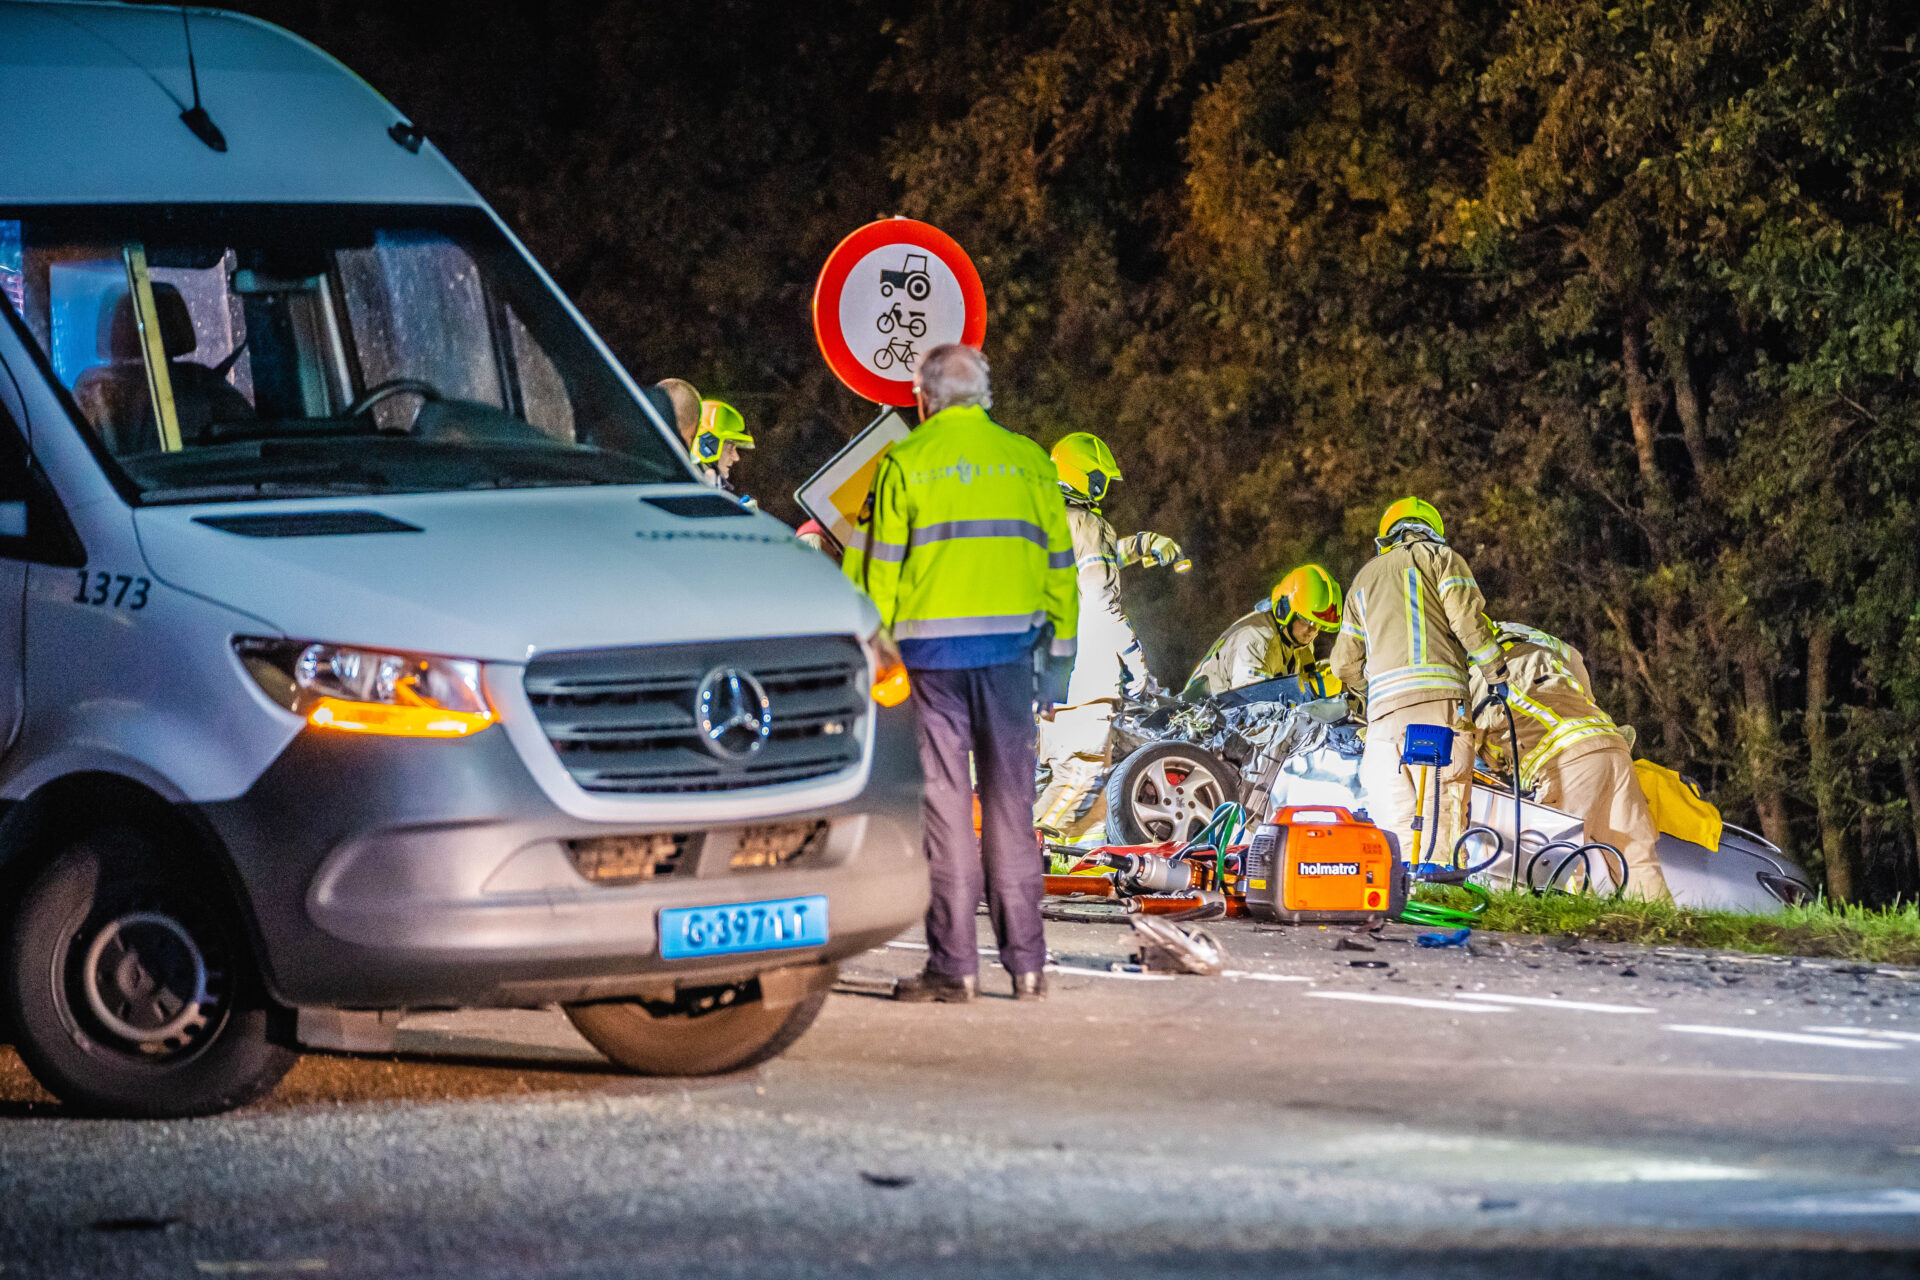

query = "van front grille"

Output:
[[524, 636, 868, 795]]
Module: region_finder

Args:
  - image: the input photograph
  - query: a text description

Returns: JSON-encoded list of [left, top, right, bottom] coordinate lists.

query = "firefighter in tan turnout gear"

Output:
[[1185, 564, 1343, 699], [1034, 432, 1185, 843], [1328, 498, 1511, 865], [1469, 621, 1673, 901]]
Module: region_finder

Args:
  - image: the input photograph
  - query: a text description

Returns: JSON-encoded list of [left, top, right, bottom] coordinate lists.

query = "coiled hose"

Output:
[[1398, 824, 1501, 928], [1523, 839, 1628, 895]]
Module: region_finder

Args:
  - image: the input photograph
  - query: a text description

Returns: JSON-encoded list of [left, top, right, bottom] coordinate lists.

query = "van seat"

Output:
[[72, 285, 254, 451]]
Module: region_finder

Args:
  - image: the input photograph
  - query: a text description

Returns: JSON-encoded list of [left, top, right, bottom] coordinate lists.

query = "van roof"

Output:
[[0, 1, 478, 206]]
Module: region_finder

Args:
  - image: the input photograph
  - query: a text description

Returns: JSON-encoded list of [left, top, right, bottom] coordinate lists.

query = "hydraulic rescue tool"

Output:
[[1046, 803, 1407, 924]]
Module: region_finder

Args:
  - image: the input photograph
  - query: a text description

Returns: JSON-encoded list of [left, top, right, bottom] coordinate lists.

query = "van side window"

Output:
[[0, 220, 22, 319], [504, 305, 575, 443], [0, 399, 28, 501], [0, 390, 83, 568]]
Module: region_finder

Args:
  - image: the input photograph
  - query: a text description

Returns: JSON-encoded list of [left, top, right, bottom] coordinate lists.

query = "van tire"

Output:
[[3, 828, 296, 1118], [565, 985, 830, 1077]]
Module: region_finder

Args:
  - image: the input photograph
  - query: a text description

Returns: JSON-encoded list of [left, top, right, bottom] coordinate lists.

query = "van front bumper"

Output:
[[196, 702, 926, 1009]]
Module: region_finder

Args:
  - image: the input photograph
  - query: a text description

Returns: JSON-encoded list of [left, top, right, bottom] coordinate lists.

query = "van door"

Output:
[[0, 358, 37, 756]]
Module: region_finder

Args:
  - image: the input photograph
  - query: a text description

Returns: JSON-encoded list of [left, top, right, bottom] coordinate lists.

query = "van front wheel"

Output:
[[565, 978, 830, 1076], [3, 829, 296, 1118]]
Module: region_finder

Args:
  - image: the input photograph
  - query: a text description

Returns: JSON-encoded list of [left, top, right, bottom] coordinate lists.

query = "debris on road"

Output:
[[1129, 917, 1227, 975]]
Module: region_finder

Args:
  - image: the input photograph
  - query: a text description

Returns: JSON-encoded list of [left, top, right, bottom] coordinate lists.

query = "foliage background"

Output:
[[218, 0, 1920, 902]]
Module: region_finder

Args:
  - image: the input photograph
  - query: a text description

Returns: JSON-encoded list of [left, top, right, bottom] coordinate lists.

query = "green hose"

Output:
[[1398, 879, 1492, 929], [1174, 802, 1245, 890]]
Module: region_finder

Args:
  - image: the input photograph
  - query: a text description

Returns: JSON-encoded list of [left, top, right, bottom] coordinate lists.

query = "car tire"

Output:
[[1104, 743, 1239, 844], [565, 981, 831, 1077], [3, 828, 296, 1118]]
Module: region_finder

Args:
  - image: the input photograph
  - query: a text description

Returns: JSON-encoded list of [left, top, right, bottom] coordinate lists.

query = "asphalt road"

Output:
[[3, 915, 1920, 1278]]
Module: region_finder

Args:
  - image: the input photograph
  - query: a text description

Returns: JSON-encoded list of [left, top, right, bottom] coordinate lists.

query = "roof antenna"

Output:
[[177, 8, 227, 152]]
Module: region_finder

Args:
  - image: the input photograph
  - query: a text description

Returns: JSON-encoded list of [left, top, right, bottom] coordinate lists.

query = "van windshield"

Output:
[[0, 205, 691, 503]]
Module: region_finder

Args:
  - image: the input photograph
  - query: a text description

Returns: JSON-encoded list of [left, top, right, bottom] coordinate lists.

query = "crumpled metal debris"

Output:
[[1166, 702, 1224, 741], [1129, 915, 1228, 975]]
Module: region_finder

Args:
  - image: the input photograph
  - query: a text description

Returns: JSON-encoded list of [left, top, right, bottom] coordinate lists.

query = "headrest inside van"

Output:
[[100, 285, 196, 360]]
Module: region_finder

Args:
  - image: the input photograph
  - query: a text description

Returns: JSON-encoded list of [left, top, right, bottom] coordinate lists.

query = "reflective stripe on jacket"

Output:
[[843, 403, 1078, 668], [1328, 535, 1506, 719], [1468, 625, 1627, 789], [1187, 610, 1316, 697]]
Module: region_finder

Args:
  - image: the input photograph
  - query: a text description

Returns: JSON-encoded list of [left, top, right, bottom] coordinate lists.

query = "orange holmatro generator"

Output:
[[1240, 806, 1408, 923]]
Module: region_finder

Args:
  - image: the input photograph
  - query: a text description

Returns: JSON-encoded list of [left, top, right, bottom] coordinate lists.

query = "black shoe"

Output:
[[894, 969, 976, 1003], [1012, 971, 1048, 1001]]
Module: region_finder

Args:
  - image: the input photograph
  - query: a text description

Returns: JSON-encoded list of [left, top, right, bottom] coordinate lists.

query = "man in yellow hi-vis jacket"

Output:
[[844, 344, 1077, 1003], [1469, 621, 1672, 901], [1328, 498, 1510, 865]]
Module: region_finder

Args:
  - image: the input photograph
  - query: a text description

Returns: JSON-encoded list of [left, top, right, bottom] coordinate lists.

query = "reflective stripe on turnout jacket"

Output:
[[1327, 536, 1506, 719], [1468, 625, 1626, 790]]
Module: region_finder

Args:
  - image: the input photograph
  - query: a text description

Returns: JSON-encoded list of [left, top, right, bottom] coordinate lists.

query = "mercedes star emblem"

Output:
[[695, 667, 772, 759]]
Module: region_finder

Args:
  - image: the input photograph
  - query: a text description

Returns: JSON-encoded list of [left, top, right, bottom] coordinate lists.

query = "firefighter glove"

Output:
[[1123, 532, 1184, 568]]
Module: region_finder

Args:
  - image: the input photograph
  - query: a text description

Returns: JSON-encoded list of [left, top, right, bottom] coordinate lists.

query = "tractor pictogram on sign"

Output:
[[879, 253, 932, 301]]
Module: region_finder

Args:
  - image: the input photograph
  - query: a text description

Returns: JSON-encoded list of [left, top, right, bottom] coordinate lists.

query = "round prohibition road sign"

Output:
[[812, 218, 987, 406]]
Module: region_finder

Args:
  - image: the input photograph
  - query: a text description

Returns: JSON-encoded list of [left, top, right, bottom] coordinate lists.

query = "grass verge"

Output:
[[1412, 886, 1920, 966]]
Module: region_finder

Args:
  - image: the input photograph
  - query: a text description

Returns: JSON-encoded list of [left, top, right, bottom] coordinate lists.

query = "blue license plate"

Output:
[[658, 895, 829, 960]]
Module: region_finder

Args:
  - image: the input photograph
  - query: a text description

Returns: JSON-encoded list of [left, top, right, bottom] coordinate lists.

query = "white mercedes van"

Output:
[[0, 2, 926, 1116]]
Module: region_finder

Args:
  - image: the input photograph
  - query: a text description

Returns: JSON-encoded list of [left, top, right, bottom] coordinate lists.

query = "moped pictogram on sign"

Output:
[[874, 304, 926, 337]]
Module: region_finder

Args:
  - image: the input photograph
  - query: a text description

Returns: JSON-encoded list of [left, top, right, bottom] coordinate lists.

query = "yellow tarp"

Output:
[[1633, 759, 1722, 852]]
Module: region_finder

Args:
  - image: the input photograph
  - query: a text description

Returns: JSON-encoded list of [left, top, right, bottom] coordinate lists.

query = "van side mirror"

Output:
[[0, 500, 27, 539]]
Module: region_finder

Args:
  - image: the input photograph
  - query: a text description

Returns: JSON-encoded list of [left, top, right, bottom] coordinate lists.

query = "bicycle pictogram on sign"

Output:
[[872, 335, 918, 371]]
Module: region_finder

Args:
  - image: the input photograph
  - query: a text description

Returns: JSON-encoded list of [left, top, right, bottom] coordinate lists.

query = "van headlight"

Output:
[[234, 637, 495, 738]]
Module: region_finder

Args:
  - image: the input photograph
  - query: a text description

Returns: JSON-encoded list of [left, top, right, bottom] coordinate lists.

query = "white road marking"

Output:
[[1046, 964, 1175, 982], [1572, 1157, 1770, 1183], [195, 1264, 328, 1276], [1547, 1063, 1909, 1085], [1805, 1026, 1920, 1044], [1663, 1024, 1901, 1050], [1288, 1055, 1909, 1086], [1453, 993, 1653, 1014], [1747, 1188, 1920, 1216], [884, 941, 996, 957], [1307, 991, 1510, 1013], [887, 940, 1197, 979], [1222, 970, 1313, 983]]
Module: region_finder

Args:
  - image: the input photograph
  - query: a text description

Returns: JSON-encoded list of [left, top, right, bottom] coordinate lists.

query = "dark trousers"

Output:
[[909, 661, 1047, 979]]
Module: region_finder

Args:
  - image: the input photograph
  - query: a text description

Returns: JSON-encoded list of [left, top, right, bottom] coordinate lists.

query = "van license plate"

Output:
[[658, 895, 829, 960]]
